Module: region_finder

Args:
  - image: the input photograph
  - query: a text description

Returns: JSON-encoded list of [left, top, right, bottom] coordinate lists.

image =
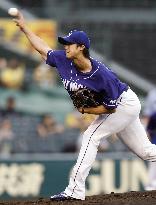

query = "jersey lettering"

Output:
[[110, 100, 117, 104], [62, 79, 70, 89], [62, 78, 84, 91], [69, 81, 84, 91]]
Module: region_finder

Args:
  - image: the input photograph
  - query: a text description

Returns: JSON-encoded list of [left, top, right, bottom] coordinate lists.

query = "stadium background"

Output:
[[0, 0, 155, 200]]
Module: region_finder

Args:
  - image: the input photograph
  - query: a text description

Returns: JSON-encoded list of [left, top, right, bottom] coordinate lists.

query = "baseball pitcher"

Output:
[[12, 11, 156, 201]]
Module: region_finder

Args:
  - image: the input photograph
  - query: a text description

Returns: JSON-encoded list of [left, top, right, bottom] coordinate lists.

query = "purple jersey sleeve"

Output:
[[46, 50, 65, 67]]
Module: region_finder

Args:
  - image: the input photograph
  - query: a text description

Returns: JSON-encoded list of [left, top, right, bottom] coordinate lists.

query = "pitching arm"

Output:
[[12, 11, 51, 60]]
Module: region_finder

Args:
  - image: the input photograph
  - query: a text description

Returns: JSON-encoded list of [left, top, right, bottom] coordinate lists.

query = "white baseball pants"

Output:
[[64, 88, 156, 200], [145, 162, 156, 190]]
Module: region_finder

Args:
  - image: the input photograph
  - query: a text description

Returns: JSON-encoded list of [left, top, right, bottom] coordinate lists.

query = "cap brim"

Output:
[[58, 37, 74, 45]]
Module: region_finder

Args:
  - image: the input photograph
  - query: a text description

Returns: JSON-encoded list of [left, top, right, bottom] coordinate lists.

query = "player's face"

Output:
[[64, 44, 82, 59]]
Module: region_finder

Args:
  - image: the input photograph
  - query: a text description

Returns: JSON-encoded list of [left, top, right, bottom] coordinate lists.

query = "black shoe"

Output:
[[50, 192, 79, 201]]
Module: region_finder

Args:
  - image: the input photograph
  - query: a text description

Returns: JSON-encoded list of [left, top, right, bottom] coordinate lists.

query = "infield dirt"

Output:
[[1, 190, 156, 205]]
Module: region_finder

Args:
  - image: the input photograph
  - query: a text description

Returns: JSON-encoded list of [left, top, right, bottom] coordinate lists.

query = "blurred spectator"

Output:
[[0, 119, 14, 141], [0, 96, 19, 117], [5, 96, 15, 113], [0, 57, 7, 70], [33, 63, 57, 89], [0, 96, 21, 154], [0, 119, 14, 155], [37, 114, 64, 138], [0, 58, 25, 89]]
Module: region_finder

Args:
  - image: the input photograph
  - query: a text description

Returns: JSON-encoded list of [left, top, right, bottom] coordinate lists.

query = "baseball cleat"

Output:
[[50, 192, 80, 201]]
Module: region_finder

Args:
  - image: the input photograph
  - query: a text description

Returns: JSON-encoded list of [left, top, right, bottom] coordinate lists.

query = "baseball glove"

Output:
[[70, 88, 102, 112]]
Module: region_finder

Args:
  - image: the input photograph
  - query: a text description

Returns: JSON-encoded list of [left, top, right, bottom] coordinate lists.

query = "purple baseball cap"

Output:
[[58, 30, 90, 49]]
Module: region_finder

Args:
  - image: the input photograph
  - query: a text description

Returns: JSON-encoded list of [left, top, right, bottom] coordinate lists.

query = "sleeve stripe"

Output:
[[48, 50, 54, 55], [103, 102, 117, 107]]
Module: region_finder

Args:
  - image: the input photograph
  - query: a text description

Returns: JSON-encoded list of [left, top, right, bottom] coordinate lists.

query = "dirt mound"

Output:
[[1, 191, 156, 205]]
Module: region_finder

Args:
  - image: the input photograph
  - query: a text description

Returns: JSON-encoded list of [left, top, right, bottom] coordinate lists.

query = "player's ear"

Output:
[[80, 45, 85, 51]]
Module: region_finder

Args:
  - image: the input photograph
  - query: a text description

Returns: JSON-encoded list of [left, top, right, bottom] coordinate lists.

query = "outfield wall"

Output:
[[0, 153, 148, 199]]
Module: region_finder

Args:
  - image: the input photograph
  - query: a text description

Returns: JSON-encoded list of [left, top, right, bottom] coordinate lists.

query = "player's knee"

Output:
[[91, 133, 109, 148], [91, 137, 100, 147]]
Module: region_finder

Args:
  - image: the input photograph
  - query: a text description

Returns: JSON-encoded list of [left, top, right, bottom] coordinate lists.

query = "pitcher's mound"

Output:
[[1, 190, 156, 205]]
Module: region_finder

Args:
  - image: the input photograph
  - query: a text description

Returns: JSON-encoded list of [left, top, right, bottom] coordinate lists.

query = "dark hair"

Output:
[[82, 48, 90, 59], [77, 44, 90, 59]]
